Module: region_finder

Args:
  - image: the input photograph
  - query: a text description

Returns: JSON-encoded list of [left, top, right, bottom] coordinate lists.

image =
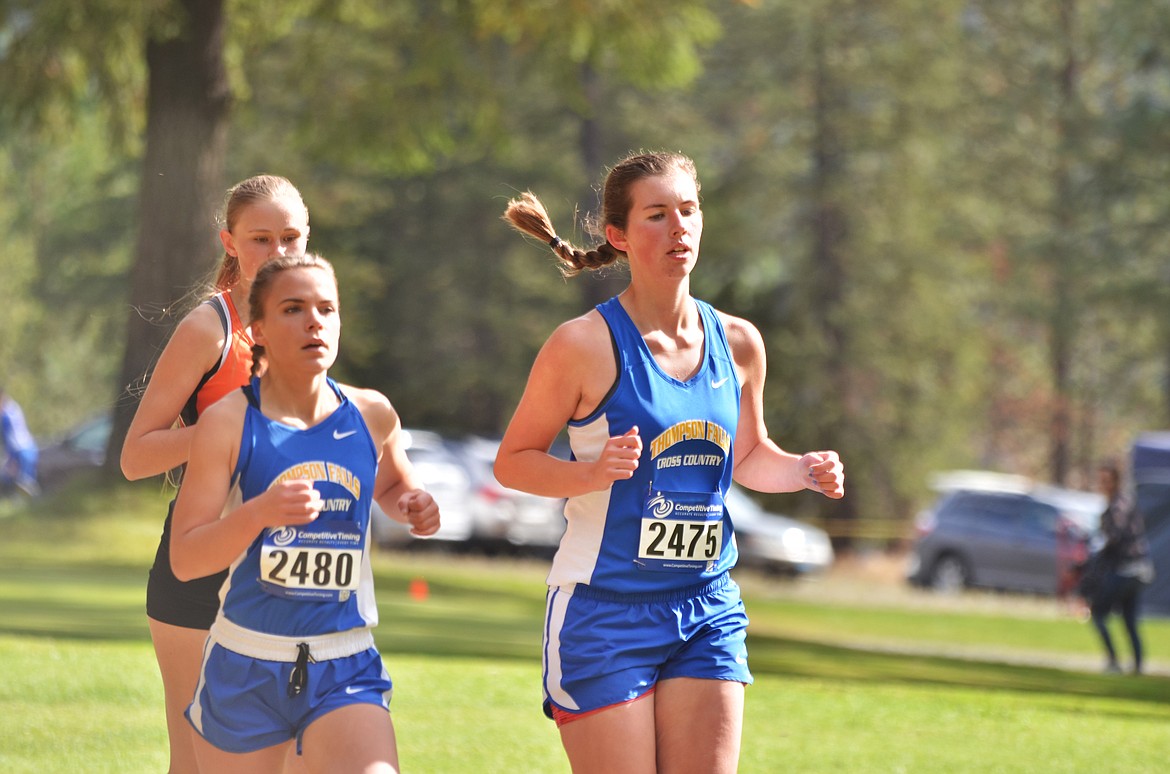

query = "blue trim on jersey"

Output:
[[217, 377, 380, 637], [548, 296, 741, 594]]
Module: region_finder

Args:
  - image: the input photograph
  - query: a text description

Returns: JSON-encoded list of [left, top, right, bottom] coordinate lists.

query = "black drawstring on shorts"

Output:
[[288, 642, 312, 698]]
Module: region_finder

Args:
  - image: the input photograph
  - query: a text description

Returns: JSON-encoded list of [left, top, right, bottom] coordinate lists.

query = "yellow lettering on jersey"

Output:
[[326, 462, 362, 499], [705, 423, 731, 455], [271, 461, 329, 486], [650, 419, 717, 459]]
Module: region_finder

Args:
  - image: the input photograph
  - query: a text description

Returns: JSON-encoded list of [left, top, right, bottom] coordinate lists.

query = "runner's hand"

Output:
[[801, 451, 844, 499], [399, 489, 441, 537], [588, 426, 642, 491], [256, 479, 323, 527]]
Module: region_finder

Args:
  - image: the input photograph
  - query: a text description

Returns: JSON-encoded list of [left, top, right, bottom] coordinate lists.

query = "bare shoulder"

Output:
[[539, 309, 616, 412], [164, 300, 231, 366], [546, 309, 611, 359], [714, 309, 765, 363], [179, 299, 230, 343]]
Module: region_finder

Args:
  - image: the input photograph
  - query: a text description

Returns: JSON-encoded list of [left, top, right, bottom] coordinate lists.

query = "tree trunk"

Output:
[[577, 61, 626, 310], [1049, 0, 1079, 486], [103, 0, 231, 478], [809, 24, 857, 536]]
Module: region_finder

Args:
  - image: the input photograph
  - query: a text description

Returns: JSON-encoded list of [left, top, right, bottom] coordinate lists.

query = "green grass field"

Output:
[[2, 480, 1168, 773]]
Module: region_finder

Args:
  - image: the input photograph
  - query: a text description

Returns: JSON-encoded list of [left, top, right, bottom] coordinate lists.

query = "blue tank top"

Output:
[[550, 296, 741, 594], [217, 377, 380, 637]]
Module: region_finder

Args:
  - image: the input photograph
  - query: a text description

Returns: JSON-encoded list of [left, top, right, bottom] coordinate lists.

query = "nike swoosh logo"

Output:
[[345, 685, 365, 695], [333, 429, 357, 440], [711, 377, 730, 389]]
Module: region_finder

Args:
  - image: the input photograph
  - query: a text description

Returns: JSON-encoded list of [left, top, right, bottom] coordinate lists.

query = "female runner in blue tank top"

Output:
[[497, 151, 845, 774], [170, 254, 440, 773], [121, 174, 311, 774]]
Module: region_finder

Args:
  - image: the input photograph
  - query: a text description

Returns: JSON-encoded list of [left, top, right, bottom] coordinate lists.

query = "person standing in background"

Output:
[[0, 385, 39, 497], [1090, 458, 1154, 675]]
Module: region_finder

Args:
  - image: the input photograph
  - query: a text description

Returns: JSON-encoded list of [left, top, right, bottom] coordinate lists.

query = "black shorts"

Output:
[[145, 499, 227, 630]]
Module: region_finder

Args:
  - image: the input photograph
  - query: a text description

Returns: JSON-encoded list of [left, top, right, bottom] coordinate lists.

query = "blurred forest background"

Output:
[[3, 0, 1170, 534]]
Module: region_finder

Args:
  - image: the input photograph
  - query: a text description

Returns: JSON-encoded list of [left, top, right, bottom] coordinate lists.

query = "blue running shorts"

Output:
[[543, 572, 752, 718], [188, 639, 392, 754]]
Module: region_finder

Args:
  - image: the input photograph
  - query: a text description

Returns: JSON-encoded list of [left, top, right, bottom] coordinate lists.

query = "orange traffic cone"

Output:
[[409, 577, 429, 602]]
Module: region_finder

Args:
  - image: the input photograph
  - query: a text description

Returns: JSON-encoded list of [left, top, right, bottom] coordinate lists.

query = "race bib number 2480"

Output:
[[259, 521, 363, 602]]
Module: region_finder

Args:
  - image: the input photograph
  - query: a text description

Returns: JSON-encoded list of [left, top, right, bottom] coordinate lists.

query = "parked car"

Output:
[[906, 470, 1104, 595], [728, 485, 834, 576], [453, 435, 566, 553], [370, 428, 477, 547], [36, 412, 112, 491]]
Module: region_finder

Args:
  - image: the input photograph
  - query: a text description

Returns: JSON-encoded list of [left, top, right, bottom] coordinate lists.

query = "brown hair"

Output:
[[247, 253, 337, 376], [502, 151, 699, 277], [214, 175, 308, 290], [1099, 457, 1124, 488]]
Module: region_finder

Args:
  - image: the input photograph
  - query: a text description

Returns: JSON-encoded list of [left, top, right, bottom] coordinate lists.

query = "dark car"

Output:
[[906, 471, 1103, 594], [36, 413, 112, 491]]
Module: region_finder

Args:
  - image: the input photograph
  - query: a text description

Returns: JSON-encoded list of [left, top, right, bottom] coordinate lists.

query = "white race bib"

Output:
[[259, 521, 363, 602], [636, 490, 724, 572]]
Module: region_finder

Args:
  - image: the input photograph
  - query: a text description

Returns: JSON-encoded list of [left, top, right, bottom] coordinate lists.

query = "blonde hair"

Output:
[[213, 175, 308, 290]]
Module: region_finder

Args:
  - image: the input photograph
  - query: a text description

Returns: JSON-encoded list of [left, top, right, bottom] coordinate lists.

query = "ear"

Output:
[[219, 228, 237, 257], [250, 317, 267, 347], [605, 223, 628, 253]]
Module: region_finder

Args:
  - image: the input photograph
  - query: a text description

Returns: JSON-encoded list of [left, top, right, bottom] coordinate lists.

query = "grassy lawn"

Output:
[[1, 481, 1168, 772]]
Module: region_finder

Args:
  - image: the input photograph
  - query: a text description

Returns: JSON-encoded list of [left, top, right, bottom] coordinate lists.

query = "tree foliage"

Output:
[[4, 0, 1170, 527]]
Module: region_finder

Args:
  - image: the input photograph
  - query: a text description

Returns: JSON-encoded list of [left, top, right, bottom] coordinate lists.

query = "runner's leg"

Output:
[[148, 618, 210, 774]]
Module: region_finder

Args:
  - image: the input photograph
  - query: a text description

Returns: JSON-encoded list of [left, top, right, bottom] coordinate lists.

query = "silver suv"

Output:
[[906, 471, 1103, 594]]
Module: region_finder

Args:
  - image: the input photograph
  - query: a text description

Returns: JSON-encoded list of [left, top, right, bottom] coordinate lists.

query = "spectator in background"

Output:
[[1089, 458, 1155, 675], [0, 385, 39, 497]]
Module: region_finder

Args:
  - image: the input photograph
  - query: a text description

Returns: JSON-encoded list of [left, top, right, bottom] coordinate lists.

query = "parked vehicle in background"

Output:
[[906, 470, 1104, 595], [371, 428, 476, 547], [371, 431, 567, 553], [454, 436, 566, 553], [729, 485, 834, 577], [370, 433, 838, 575], [36, 412, 111, 492]]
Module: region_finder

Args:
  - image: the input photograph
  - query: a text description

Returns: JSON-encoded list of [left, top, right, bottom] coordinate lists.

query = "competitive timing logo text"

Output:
[[646, 492, 722, 520]]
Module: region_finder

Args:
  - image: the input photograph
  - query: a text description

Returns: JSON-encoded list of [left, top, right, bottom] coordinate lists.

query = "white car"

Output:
[[455, 436, 566, 552], [728, 485, 834, 576], [370, 429, 476, 547]]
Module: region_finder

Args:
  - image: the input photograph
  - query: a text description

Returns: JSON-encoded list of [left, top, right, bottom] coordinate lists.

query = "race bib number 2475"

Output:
[[636, 490, 723, 572]]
